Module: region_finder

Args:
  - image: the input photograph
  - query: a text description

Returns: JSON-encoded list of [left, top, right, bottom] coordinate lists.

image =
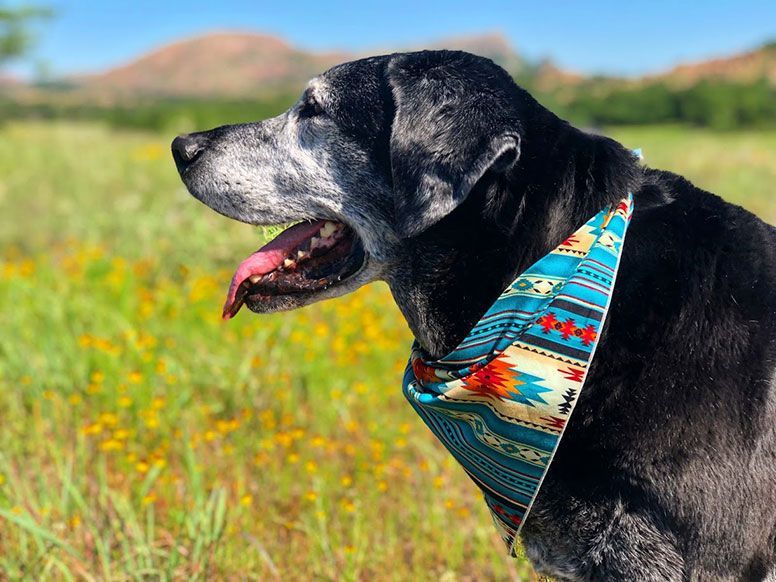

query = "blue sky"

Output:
[[6, 0, 775, 79]]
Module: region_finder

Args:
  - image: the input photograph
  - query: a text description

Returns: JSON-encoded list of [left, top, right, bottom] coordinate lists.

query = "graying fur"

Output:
[[178, 79, 401, 312]]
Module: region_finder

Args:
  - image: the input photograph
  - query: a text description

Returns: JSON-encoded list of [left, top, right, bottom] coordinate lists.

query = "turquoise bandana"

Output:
[[403, 194, 634, 554]]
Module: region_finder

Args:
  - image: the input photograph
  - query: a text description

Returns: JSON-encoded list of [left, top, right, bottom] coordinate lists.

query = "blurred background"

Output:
[[0, 1, 773, 579]]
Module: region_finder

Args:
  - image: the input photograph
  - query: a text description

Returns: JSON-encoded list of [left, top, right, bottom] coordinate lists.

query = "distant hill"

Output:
[[75, 32, 346, 98], [65, 31, 523, 100], [60, 32, 775, 100], [650, 43, 776, 87], [0, 73, 22, 88]]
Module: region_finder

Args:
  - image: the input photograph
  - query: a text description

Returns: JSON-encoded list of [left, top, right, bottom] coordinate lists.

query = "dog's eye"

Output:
[[299, 96, 324, 119]]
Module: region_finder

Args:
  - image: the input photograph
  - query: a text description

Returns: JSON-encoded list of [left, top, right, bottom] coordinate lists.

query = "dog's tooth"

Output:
[[310, 236, 320, 248], [283, 258, 295, 268], [297, 250, 308, 259], [319, 222, 337, 238], [248, 275, 261, 284]]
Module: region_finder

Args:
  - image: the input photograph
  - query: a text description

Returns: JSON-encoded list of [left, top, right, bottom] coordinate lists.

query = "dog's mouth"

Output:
[[222, 219, 366, 320]]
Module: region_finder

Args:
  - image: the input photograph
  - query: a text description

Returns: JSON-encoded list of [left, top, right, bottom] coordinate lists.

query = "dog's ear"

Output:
[[387, 51, 522, 238]]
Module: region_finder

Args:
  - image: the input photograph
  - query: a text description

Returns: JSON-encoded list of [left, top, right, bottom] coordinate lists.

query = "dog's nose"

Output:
[[171, 134, 206, 170]]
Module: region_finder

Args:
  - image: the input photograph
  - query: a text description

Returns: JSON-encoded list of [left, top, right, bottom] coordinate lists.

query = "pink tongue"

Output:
[[222, 220, 326, 320]]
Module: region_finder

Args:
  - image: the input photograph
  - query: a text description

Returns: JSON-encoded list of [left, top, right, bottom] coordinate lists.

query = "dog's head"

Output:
[[172, 51, 523, 318]]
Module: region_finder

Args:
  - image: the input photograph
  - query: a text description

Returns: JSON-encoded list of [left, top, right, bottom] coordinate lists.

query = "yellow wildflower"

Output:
[[275, 432, 293, 447], [99, 439, 123, 452], [81, 422, 103, 436], [99, 412, 118, 427]]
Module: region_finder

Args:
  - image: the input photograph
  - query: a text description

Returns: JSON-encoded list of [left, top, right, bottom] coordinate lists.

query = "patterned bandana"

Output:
[[403, 194, 634, 554]]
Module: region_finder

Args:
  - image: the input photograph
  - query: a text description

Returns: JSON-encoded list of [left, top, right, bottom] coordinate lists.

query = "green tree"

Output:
[[0, 4, 52, 67]]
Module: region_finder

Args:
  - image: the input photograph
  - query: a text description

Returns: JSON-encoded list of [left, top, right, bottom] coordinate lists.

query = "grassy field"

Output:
[[0, 121, 773, 581]]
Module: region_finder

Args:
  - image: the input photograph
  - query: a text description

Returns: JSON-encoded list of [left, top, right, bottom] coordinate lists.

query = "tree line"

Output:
[[543, 79, 774, 130], [3, 76, 773, 131]]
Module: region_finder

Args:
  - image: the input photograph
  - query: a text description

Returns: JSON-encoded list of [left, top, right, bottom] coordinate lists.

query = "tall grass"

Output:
[[0, 121, 773, 579]]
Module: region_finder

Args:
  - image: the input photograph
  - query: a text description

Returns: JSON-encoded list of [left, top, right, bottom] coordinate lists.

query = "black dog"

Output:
[[172, 51, 776, 580]]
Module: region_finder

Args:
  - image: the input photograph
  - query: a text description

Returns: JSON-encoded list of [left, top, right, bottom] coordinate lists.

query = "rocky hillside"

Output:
[[650, 42, 776, 87], [76, 32, 347, 98], [73, 31, 523, 99]]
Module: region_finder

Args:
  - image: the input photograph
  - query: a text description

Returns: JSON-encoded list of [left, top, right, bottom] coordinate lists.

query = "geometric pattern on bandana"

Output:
[[403, 194, 634, 554]]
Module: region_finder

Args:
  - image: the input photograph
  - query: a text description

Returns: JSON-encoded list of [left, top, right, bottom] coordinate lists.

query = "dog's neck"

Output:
[[389, 116, 642, 359]]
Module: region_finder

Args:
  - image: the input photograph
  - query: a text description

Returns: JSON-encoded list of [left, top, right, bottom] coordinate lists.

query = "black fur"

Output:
[[329, 51, 776, 580], [176, 50, 776, 580]]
